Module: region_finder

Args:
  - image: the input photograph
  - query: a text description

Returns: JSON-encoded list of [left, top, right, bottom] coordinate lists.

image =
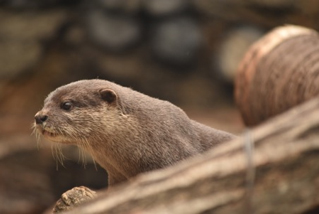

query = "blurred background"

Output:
[[0, 0, 318, 213]]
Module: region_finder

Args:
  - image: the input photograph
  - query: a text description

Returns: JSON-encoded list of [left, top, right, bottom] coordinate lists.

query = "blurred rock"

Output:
[[193, 0, 317, 30], [0, 10, 67, 79], [247, 0, 295, 10], [97, 51, 143, 81], [216, 25, 264, 83], [0, 136, 54, 214], [0, 41, 41, 79], [3, 0, 55, 9], [1, 0, 79, 9], [95, 0, 140, 13], [192, 0, 244, 19], [295, 0, 319, 15], [151, 17, 202, 66], [63, 24, 86, 47], [143, 0, 189, 16], [85, 10, 141, 51]]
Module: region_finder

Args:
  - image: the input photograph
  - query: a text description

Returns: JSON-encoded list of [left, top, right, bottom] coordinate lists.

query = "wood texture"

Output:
[[61, 97, 319, 214], [235, 25, 319, 126]]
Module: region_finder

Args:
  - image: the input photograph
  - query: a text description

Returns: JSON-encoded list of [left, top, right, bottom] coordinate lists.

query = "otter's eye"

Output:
[[61, 101, 72, 111]]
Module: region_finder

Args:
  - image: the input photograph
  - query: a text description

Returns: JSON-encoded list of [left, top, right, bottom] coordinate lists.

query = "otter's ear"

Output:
[[99, 89, 117, 104]]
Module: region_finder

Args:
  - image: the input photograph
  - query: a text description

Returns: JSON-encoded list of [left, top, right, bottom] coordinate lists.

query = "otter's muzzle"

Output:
[[34, 112, 48, 125]]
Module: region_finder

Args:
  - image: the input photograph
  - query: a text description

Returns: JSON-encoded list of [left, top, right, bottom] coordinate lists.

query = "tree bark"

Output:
[[61, 97, 319, 214]]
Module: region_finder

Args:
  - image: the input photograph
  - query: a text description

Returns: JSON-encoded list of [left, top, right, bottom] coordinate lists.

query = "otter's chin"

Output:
[[42, 130, 58, 138], [41, 130, 61, 142], [44, 134, 73, 144], [38, 128, 71, 144]]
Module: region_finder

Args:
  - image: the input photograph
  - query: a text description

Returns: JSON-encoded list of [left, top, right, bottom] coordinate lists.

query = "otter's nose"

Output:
[[34, 112, 48, 124]]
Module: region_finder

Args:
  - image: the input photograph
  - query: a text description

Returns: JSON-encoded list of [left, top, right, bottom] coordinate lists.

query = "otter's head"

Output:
[[33, 80, 127, 145]]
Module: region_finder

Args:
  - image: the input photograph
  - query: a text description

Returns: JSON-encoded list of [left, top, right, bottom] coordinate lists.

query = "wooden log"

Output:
[[60, 96, 319, 214], [235, 25, 319, 126]]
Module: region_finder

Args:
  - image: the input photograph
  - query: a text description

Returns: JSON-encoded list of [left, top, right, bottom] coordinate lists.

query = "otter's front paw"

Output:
[[53, 186, 96, 213]]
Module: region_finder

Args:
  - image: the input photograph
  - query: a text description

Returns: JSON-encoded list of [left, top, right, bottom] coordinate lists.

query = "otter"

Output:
[[34, 79, 235, 186]]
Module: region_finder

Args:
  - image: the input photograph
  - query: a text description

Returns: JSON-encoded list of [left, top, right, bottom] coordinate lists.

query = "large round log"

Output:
[[235, 25, 319, 126]]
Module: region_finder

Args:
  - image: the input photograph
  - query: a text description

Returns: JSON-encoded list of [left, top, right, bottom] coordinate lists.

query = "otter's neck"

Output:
[[82, 115, 143, 185], [191, 120, 236, 151]]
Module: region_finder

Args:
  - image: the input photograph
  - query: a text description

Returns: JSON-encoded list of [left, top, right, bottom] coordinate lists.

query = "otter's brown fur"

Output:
[[34, 79, 235, 185]]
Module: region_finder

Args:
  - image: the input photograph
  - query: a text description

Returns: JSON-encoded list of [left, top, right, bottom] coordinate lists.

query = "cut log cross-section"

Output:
[[62, 96, 319, 214]]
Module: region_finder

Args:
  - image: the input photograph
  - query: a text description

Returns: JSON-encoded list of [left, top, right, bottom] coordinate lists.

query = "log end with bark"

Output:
[[235, 25, 319, 126]]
